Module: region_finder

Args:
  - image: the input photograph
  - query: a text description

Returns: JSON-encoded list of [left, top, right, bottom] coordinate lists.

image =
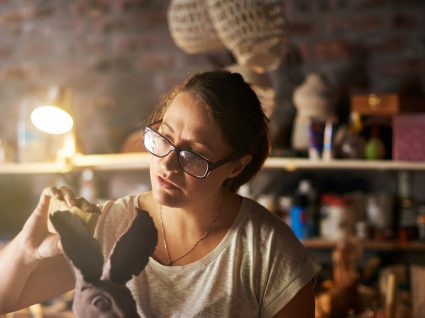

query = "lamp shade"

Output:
[[31, 105, 74, 134], [30, 86, 74, 135]]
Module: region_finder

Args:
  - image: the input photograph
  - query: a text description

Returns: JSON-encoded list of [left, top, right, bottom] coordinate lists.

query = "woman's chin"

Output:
[[152, 185, 182, 207]]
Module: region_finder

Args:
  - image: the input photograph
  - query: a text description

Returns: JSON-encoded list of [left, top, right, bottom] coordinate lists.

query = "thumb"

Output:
[[36, 234, 63, 259], [34, 188, 54, 218]]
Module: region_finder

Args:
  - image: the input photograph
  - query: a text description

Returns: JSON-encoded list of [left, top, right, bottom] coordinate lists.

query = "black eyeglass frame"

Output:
[[144, 123, 237, 179]]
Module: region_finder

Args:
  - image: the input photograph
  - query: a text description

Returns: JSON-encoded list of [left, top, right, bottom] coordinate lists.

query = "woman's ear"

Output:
[[228, 154, 252, 178]]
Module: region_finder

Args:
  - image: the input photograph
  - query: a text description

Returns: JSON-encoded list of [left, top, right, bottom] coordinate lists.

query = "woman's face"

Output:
[[149, 91, 238, 208]]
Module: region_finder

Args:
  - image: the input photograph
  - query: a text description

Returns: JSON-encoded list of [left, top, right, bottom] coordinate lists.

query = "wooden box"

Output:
[[351, 93, 425, 115], [393, 114, 425, 161]]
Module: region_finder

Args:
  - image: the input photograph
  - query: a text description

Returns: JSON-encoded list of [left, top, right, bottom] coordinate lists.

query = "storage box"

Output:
[[393, 114, 425, 161], [351, 93, 425, 115]]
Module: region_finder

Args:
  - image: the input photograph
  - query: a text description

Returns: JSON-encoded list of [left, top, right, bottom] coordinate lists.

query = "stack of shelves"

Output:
[[1, 153, 425, 250]]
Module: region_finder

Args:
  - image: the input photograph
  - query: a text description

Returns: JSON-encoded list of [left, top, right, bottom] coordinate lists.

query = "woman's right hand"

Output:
[[18, 186, 78, 263]]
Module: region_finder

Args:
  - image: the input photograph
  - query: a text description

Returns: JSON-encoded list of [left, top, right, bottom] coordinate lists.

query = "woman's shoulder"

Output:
[[239, 196, 290, 232], [237, 196, 318, 278], [98, 192, 152, 216], [237, 196, 306, 254], [95, 193, 149, 246]]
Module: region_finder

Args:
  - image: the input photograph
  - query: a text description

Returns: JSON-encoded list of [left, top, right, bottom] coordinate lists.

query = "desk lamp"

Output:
[[30, 86, 77, 159]]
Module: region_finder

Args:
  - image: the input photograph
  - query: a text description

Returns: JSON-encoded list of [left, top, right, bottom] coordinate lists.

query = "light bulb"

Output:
[[31, 105, 74, 134]]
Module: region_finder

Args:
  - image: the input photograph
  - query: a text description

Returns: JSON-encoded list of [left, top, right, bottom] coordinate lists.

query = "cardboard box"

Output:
[[393, 114, 425, 161], [351, 93, 424, 115]]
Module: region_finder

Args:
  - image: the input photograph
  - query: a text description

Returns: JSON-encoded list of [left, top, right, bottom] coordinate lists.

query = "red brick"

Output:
[[0, 65, 32, 80], [299, 40, 352, 62], [70, 0, 112, 18], [364, 35, 410, 53], [89, 16, 126, 33], [290, 0, 315, 13], [327, 15, 385, 34], [124, 10, 167, 29], [136, 51, 177, 71], [348, 0, 387, 9], [0, 10, 27, 25], [391, 10, 425, 29], [384, 58, 425, 75], [111, 33, 156, 55], [0, 47, 12, 58], [289, 19, 316, 36], [91, 56, 132, 72]]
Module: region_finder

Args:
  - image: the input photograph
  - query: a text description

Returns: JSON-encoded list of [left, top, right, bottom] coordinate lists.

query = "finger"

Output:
[[74, 197, 94, 211], [41, 186, 62, 198], [75, 197, 100, 214], [33, 187, 57, 217], [74, 197, 87, 210], [59, 186, 76, 207]]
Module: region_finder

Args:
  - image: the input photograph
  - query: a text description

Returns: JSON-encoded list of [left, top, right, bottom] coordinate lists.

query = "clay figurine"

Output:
[[49, 208, 158, 318], [292, 73, 334, 152]]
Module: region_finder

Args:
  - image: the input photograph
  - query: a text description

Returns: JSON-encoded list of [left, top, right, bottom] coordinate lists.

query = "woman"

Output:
[[0, 71, 319, 317]]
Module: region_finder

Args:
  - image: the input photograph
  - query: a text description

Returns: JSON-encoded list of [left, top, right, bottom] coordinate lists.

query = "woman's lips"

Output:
[[157, 176, 178, 190]]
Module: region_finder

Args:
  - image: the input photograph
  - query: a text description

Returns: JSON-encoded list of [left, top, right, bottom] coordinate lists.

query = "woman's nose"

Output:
[[160, 149, 181, 173]]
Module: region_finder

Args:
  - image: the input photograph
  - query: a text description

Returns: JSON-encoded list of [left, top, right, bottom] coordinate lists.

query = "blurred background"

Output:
[[0, 1, 425, 316]]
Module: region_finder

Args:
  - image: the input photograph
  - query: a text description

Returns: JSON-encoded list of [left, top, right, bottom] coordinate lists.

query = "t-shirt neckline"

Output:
[[134, 194, 248, 273]]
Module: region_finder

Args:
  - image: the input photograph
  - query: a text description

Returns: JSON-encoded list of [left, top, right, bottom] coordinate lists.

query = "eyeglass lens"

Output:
[[144, 128, 209, 178]]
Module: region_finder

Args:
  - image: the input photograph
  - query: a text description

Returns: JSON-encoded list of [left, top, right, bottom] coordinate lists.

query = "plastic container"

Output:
[[290, 179, 317, 239], [320, 194, 353, 241]]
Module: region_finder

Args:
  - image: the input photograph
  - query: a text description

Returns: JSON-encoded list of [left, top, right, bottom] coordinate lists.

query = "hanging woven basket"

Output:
[[167, 0, 224, 54], [226, 64, 276, 118], [208, 0, 289, 73]]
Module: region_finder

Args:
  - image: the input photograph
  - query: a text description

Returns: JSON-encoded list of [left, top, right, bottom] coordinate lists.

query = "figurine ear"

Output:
[[50, 211, 103, 283], [102, 209, 158, 284]]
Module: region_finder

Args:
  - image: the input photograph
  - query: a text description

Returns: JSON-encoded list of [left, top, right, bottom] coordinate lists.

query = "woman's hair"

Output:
[[148, 70, 270, 192]]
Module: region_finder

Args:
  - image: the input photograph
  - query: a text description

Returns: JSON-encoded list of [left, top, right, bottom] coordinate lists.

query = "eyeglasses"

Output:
[[144, 124, 236, 179]]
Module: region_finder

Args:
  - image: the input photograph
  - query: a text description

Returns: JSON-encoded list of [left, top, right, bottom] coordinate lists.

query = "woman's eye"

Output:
[[92, 294, 112, 311]]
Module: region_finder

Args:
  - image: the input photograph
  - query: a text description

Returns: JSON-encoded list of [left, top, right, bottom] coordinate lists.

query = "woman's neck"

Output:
[[160, 190, 226, 239]]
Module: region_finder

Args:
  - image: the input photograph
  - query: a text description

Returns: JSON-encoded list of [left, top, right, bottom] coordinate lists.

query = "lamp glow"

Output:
[[31, 105, 74, 135]]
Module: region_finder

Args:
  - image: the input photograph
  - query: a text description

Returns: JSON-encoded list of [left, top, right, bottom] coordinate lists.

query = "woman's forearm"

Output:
[[0, 187, 87, 313], [0, 232, 74, 314], [0, 233, 39, 313]]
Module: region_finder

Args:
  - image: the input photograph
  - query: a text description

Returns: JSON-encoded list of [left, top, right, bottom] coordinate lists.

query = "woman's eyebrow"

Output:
[[160, 120, 214, 155], [160, 121, 174, 133]]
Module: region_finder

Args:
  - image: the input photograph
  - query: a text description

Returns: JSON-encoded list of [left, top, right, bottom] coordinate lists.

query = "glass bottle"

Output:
[[397, 171, 417, 242], [339, 112, 366, 159]]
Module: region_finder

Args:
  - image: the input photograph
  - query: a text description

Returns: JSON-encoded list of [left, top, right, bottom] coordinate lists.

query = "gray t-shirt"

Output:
[[95, 194, 319, 318]]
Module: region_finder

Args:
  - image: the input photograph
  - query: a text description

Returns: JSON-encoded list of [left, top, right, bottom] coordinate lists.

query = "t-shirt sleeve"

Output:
[[94, 196, 136, 261], [259, 221, 320, 318]]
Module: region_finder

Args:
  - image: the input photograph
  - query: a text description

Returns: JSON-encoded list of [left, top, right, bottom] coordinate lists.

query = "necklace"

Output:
[[159, 194, 224, 266]]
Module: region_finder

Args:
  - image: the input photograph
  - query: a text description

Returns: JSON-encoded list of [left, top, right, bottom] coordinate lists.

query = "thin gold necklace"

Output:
[[159, 194, 224, 266]]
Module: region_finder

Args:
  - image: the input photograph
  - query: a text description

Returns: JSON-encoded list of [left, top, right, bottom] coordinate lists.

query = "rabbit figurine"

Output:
[[49, 208, 158, 318]]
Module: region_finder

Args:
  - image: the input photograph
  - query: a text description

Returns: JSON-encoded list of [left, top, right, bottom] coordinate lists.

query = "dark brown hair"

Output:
[[148, 71, 270, 192]]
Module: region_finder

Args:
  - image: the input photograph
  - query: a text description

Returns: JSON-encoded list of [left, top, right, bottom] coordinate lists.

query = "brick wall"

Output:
[[0, 0, 213, 154], [282, 0, 425, 91], [0, 0, 424, 154]]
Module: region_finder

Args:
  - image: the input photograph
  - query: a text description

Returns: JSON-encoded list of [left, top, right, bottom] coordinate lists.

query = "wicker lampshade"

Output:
[[167, 0, 224, 54], [208, 0, 289, 73], [226, 64, 276, 118]]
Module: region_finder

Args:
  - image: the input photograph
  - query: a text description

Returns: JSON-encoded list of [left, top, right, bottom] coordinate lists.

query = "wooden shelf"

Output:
[[1, 153, 424, 174], [265, 157, 425, 171], [70, 153, 150, 171], [0, 161, 71, 174], [302, 238, 425, 251], [1, 153, 425, 252], [72, 154, 425, 171]]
